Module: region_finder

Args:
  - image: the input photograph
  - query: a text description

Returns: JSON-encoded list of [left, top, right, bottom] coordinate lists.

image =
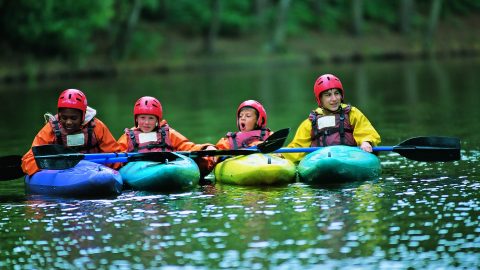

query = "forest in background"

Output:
[[0, 0, 479, 83]]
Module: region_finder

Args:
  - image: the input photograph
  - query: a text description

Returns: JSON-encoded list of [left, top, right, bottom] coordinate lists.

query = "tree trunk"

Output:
[[351, 0, 363, 37], [399, 0, 414, 34], [203, 0, 221, 55], [312, 0, 327, 32], [254, 0, 269, 35], [424, 0, 443, 53], [113, 0, 143, 59], [270, 0, 291, 53]]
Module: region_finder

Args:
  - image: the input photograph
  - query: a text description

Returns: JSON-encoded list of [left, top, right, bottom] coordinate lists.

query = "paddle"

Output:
[[31, 128, 290, 170], [273, 136, 461, 162]]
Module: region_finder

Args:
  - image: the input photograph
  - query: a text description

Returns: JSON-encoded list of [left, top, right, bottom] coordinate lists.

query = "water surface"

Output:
[[0, 58, 479, 269]]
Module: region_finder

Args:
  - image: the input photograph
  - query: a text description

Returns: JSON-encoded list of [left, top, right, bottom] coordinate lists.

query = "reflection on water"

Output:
[[0, 58, 479, 269]]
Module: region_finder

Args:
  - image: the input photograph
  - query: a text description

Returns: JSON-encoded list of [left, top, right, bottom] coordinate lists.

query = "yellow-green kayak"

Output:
[[214, 153, 296, 186]]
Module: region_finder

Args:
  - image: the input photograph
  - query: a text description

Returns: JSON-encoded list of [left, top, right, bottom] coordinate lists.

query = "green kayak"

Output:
[[297, 145, 381, 184]]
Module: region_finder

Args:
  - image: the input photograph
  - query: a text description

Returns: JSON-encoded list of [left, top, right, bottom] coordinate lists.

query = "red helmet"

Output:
[[313, 74, 344, 106], [57, 89, 88, 120], [237, 100, 267, 130], [134, 96, 163, 126]]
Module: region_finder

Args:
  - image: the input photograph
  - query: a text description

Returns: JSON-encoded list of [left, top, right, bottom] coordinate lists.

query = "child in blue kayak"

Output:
[[117, 96, 216, 178], [21, 89, 121, 175], [283, 73, 381, 164], [215, 100, 273, 150]]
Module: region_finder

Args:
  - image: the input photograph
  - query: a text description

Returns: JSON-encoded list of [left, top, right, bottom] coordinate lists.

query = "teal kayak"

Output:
[[119, 153, 200, 191], [214, 153, 296, 186], [298, 145, 381, 184]]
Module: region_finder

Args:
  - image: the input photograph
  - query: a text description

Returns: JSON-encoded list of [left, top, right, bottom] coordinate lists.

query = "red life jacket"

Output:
[[309, 105, 356, 147], [226, 128, 270, 149], [124, 124, 174, 153], [48, 114, 99, 153]]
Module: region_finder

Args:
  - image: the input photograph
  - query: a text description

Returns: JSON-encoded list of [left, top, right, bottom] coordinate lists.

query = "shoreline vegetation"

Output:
[[1, 3, 479, 84], [2, 33, 478, 84]]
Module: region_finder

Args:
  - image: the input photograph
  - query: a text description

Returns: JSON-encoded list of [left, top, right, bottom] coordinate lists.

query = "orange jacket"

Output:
[[118, 119, 215, 177], [21, 117, 120, 176], [215, 130, 274, 150]]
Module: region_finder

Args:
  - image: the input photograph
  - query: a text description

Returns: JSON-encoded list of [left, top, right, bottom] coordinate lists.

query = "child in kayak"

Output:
[[215, 100, 273, 150], [21, 89, 121, 175], [283, 73, 381, 164], [117, 96, 216, 178]]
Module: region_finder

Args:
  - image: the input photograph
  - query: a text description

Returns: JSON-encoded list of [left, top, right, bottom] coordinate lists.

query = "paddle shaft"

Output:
[[272, 147, 393, 153]]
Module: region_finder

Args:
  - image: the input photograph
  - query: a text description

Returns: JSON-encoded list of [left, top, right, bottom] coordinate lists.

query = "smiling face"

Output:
[[136, 114, 158, 132], [58, 108, 83, 134], [238, 107, 258, 132], [320, 88, 343, 112]]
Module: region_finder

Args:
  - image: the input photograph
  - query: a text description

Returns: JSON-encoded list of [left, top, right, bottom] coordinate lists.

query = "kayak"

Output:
[[214, 153, 296, 185], [119, 153, 200, 191], [298, 145, 381, 184], [25, 160, 123, 197]]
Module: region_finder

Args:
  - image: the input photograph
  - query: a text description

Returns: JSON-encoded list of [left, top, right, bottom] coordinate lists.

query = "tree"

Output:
[[399, 0, 414, 34], [112, 0, 144, 59], [269, 0, 291, 53], [351, 0, 364, 36], [424, 0, 443, 52], [203, 0, 222, 54]]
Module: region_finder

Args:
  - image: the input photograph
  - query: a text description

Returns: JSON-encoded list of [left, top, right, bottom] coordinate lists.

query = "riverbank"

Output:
[[1, 16, 479, 84]]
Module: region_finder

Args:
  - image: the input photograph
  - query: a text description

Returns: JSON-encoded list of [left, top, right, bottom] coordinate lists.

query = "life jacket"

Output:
[[309, 105, 356, 147], [225, 128, 270, 149], [125, 124, 174, 153], [47, 114, 99, 153]]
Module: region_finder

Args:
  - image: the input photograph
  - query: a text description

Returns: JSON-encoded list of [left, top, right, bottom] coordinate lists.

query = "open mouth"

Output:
[[240, 123, 246, 130]]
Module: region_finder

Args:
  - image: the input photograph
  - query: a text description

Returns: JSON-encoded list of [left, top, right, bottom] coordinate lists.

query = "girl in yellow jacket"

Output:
[[283, 74, 381, 164]]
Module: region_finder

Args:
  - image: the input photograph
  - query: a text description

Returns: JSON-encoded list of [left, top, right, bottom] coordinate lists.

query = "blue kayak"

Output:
[[119, 153, 200, 191], [25, 160, 123, 197], [297, 145, 381, 184]]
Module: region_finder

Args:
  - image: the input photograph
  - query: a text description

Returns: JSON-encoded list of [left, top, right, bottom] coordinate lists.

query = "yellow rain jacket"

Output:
[[283, 104, 381, 164]]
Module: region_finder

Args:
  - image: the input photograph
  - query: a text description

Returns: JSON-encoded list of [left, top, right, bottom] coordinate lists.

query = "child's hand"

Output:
[[360, 141, 373, 152], [205, 145, 217, 151]]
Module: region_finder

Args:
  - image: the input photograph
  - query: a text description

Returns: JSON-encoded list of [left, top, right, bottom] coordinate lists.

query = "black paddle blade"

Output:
[[0, 155, 25, 180], [33, 145, 84, 170], [394, 136, 461, 162], [127, 151, 183, 162], [257, 128, 290, 153]]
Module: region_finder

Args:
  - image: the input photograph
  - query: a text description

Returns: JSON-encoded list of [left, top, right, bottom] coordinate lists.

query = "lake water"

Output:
[[0, 58, 479, 269]]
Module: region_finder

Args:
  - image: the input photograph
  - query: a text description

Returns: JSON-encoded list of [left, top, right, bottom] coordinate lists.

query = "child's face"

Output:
[[238, 107, 258, 132], [58, 108, 83, 134], [136, 114, 158, 132], [320, 89, 342, 111]]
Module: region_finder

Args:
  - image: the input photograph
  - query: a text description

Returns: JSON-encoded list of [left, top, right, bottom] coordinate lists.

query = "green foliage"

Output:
[[0, 0, 114, 59], [1, 0, 479, 60]]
